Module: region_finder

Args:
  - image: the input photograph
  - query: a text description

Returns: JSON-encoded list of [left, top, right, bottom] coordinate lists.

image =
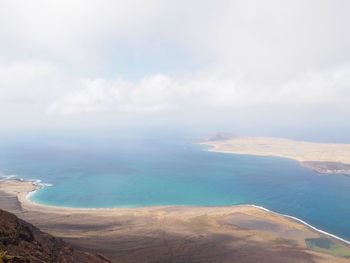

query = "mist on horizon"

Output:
[[0, 0, 349, 143]]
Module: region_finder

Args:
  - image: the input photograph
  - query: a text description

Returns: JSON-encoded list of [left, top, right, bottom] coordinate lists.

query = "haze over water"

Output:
[[0, 130, 349, 241]]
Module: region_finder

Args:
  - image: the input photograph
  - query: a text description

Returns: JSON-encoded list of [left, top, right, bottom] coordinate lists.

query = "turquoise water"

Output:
[[0, 133, 349, 241]]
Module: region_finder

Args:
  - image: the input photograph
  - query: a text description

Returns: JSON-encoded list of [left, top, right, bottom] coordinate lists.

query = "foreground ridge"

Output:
[[0, 209, 111, 263]]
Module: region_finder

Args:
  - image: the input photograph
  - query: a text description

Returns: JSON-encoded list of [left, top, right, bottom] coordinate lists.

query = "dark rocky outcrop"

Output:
[[0, 209, 111, 263], [302, 161, 350, 175], [205, 132, 235, 141]]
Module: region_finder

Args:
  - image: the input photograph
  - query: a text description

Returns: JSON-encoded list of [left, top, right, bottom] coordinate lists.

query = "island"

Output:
[[1, 179, 350, 262], [200, 134, 350, 175]]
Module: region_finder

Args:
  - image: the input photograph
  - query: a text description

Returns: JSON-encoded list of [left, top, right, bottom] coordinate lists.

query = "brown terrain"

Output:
[[201, 134, 350, 175], [1, 180, 350, 263], [0, 209, 111, 263]]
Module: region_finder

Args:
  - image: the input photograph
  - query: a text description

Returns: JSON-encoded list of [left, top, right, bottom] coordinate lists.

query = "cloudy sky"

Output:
[[1, 0, 349, 138]]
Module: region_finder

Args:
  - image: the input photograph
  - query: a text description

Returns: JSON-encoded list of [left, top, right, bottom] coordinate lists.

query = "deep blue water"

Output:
[[0, 133, 349, 241]]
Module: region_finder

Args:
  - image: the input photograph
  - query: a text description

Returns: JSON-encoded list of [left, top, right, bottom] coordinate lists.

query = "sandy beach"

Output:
[[0, 179, 349, 262], [201, 135, 350, 175]]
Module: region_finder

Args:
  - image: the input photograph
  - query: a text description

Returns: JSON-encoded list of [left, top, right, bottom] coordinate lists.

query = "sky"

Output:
[[1, 0, 350, 140]]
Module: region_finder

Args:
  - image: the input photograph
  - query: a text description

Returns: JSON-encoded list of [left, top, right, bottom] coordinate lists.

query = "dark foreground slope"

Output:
[[0, 209, 111, 263]]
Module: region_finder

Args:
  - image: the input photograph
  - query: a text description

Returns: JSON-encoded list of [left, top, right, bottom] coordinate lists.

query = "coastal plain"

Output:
[[1, 180, 349, 262]]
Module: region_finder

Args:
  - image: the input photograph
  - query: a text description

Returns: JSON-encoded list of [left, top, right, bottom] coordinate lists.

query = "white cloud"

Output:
[[2, 0, 349, 75], [47, 75, 179, 114], [47, 65, 350, 114], [0, 0, 350, 119], [0, 60, 61, 103]]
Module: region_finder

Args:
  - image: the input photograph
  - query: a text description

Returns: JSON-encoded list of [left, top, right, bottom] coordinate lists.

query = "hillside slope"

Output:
[[0, 209, 111, 263]]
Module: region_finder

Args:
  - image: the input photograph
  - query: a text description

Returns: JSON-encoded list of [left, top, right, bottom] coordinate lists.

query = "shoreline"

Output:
[[200, 136, 350, 175], [248, 204, 350, 245], [203, 146, 348, 176], [206, 146, 350, 176], [6, 178, 349, 245], [2, 178, 350, 262]]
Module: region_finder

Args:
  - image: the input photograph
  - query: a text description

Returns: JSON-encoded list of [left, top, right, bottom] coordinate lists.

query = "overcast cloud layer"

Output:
[[0, 0, 349, 128]]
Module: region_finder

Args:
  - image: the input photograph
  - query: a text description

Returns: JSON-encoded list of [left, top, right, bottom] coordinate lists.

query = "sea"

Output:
[[0, 130, 349, 241]]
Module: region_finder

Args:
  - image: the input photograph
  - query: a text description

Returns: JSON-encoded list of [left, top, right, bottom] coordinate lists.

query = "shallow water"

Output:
[[0, 133, 349, 241]]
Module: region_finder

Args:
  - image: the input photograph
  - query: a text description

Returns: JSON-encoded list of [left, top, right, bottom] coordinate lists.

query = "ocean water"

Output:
[[0, 133, 349, 241]]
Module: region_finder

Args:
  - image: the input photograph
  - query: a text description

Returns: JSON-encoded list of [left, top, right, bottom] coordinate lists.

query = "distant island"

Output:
[[201, 134, 350, 175]]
